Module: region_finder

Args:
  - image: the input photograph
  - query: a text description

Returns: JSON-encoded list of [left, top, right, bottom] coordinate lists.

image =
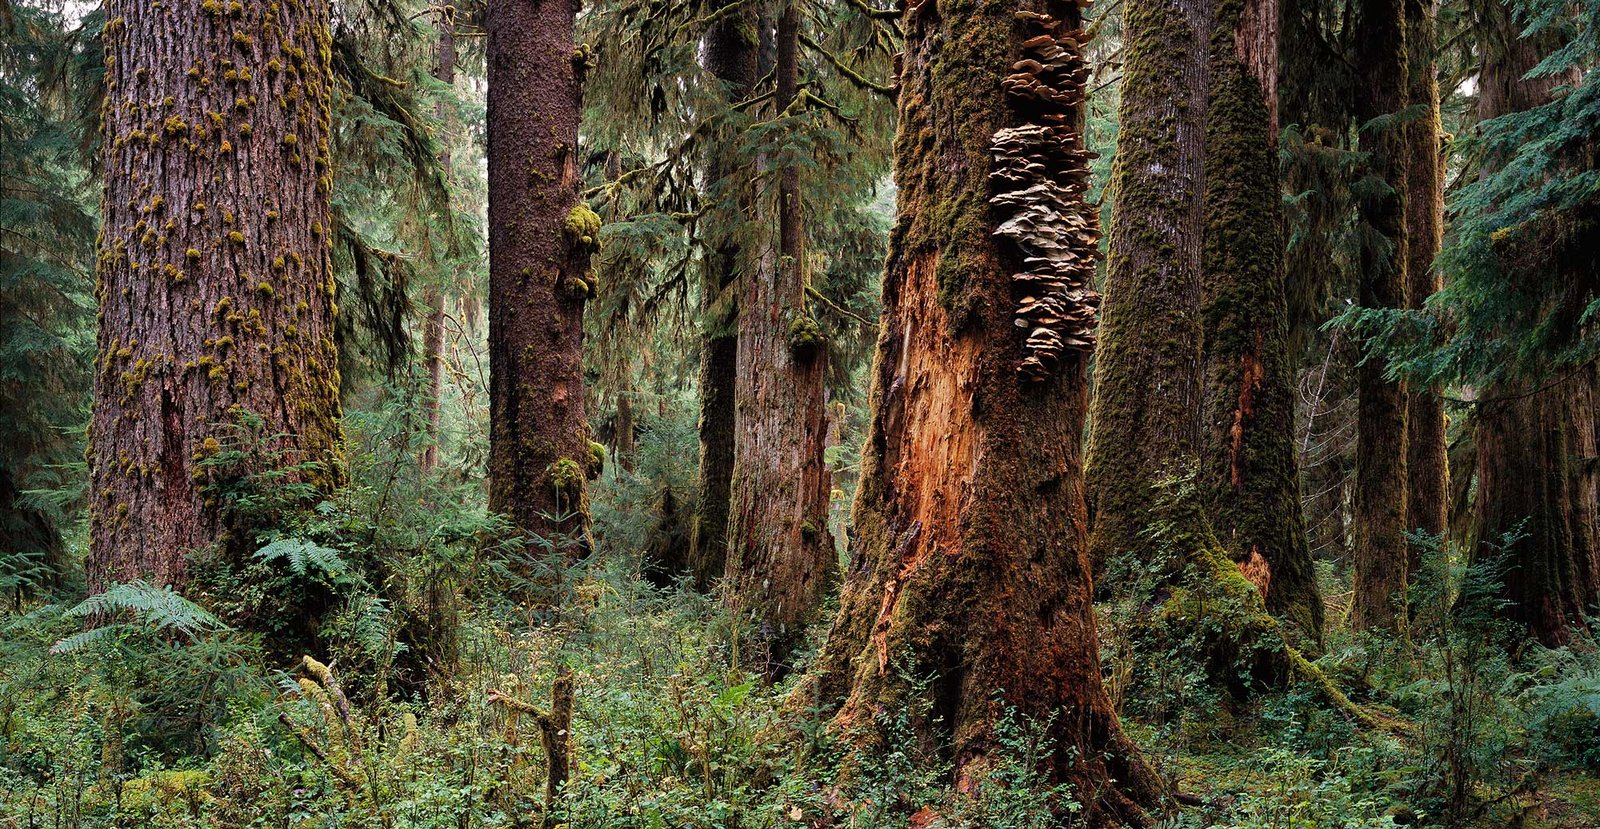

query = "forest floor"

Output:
[[2, 436, 1598, 828]]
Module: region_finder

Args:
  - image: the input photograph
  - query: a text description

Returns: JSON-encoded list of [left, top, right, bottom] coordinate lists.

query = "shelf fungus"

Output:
[[991, 10, 1102, 383]]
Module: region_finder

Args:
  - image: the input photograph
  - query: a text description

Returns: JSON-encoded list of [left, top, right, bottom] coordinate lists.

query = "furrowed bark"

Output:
[[725, 2, 836, 677], [1084, 0, 1210, 572], [486, 0, 596, 559], [1349, 0, 1411, 633], [798, 0, 1165, 822], [89, 0, 343, 591], [1472, 9, 1597, 644], [1200, 0, 1324, 647], [1402, 0, 1447, 562], [688, 0, 760, 591]]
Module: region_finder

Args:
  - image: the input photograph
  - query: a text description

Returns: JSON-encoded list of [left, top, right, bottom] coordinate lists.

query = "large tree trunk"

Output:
[[1475, 375, 1599, 646], [1472, 9, 1597, 644], [798, 1, 1164, 822], [1084, 0, 1210, 571], [1402, 0, 1447, 559], [725, 3, 835, 676], [1199, 0, 1323, 647], [1348, 0, 1411, 633], [420, 7, 458, 476], [88, 0, 343, 590], [486, 0, 595, 555], [688, 1, 760, 591]]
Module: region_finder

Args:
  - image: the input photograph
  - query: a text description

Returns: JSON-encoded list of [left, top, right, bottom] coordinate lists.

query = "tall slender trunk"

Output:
[[88, 0, 343, 590], [688, 1, 760, 590], [799, 1, 1164, 821], [725, 2, 835, 677], [1349, 0, 1410, 633], [1472, 8, 1597, 645], [1199, 0, 1323, 647], [486, 0, 596, 556], [1084, 0, 1210, 571], [1403, 0, 1447, 559], [421, 7, 458, 475]]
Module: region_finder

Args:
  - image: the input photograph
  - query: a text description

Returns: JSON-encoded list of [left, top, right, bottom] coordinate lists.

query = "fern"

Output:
[[51, 580, 227, 653], [256, 537, 349, 578]]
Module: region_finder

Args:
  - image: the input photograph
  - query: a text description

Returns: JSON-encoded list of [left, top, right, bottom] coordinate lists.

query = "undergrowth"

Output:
[[2, 399, 1598, 828]]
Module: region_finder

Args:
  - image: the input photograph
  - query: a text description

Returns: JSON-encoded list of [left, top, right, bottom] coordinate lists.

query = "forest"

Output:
[[1, 0, 1598, 825]]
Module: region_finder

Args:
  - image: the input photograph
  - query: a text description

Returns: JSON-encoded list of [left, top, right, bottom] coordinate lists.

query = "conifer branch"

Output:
[[800, 33, 896, 99]]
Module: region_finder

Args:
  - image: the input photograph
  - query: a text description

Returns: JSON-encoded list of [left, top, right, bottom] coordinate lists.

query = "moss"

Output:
[[560, 275, 592, 300], [586, 441, 606, 478], [547, 458, 585, 493], [186, 248, 201, 260], [563, 204, 602, 249], [787, 313, 824, 360], [227, 231, 244, 245]]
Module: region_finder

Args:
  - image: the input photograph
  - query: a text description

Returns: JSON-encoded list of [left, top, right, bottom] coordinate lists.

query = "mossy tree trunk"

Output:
[[486, 0, 597, 556], [1471, 13, 1597, 645], [1084, 0, 1210, 573], [1402, 0, 1447, 564], [1348, 0, 1411, 633], [1199, 0, 1323, 647], [725, 2, 835, 677], [88, 0, 343, 591], [420, 6, 457, 476], [1475, 375, 1600, 646], [688, 0, 759, 591], [798, 0, 1164, 822]]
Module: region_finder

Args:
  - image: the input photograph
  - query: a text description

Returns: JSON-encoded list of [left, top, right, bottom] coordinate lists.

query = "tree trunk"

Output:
[[88, 0, 343, 591], [1199, 0, 1323, 647], [799, 1, 1164, 822], [1348, 0, 1410, 633], [1471, 10, 1597, 644], [1084, 0, 1208, 571], [420, 7, 457, 476], [486, 0, 596, 556], [1402, 0, 1447, 560], [725, 3, 835, 676], [688, 0, 759, 591], [1475, 375, 1599, 646]]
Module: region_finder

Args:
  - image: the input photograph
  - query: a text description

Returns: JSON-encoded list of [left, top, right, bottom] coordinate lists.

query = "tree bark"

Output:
[[1085, 0, 1209, 571], [88, 0, 343, 591], [1471, 9, 1597, 644], [1475, 374, 1599, 646], [1199, 0, 1324, 647], [688, 0, 760, 591], [725, 2, 835, 677], [798, 1, 1164, 822], [420, 6, 457, 476], [486, 0, 596, 556], [1348, 0, 1411, 633], [1402, 0, 1447, 561]]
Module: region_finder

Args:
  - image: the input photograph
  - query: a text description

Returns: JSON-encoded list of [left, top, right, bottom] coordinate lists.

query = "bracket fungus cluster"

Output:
[[990, 9, 1102, 383]]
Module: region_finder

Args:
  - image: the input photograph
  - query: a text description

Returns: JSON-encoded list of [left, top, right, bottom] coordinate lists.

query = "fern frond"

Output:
[[257, 537, 349, 578]]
